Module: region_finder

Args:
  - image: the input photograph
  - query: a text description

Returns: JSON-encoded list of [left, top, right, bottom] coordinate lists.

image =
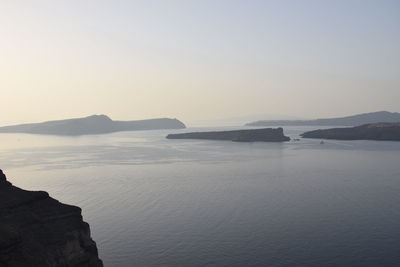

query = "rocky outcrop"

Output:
[[0, 170, 103, 267], [301, 123, 400, 141], [0, 115, 186, 136], [167, 128, 290, 142]]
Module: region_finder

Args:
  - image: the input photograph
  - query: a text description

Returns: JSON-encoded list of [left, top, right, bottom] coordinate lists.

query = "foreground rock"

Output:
[[246, 111, 400, 127], [0, 170, 103, 267], [167, 128, 290, 142], [301, 123, 400, 141], [0, 115, 186, 135]]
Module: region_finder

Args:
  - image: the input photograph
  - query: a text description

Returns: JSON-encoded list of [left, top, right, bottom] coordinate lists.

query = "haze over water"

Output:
[[1, 1, 399, 125], [2, 127, 400, 266]]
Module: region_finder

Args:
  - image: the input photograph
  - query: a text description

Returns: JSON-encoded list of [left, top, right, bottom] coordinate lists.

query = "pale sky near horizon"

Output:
[[1, 0, 399, 126]]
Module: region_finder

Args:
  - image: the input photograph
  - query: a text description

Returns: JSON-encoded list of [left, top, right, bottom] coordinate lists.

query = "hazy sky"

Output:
[[1, 0, 399, 125]]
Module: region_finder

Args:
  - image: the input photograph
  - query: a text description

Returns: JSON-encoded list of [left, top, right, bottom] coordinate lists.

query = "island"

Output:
[[246, 111, 400, 127], [0, 115, 186, 135], [166, 128, 290, 142], [301, 123, 400, 141], [0, 170, 103, 266]]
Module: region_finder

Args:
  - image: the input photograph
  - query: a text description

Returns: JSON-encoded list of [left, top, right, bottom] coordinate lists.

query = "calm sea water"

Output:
[[1, 126, 400, 267]]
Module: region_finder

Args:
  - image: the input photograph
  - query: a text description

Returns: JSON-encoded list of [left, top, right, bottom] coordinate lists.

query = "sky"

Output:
[[0, 0, 399, 126]]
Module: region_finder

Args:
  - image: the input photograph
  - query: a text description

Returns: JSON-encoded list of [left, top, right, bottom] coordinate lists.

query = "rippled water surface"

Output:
[[1, 126, 400, 266]]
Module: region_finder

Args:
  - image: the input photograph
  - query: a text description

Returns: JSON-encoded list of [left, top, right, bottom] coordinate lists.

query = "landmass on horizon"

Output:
[[301, 123, 400, 141], [0, 115, 186, 136], [167, 128, 290, 142], [246, 111, 400, 127]]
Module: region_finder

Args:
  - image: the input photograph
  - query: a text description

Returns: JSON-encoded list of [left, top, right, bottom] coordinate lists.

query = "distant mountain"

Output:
[[0, 115, 186, 135], [192, 113, 303, 127], [246, 111, 400, 127]]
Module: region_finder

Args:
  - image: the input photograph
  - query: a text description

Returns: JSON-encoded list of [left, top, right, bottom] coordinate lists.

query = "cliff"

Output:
[[167, 128, 290, 142], [0, 170, 103, 267], [246, 111, 400, 127], [301, 123, 400, 141], [0, 115, 186, 136]]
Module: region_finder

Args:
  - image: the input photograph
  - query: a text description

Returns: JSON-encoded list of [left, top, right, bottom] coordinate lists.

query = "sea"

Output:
[[1, 126, 400, 267]]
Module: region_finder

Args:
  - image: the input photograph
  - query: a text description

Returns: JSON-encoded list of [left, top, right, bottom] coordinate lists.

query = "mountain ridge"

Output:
[[246, 111, 400, 127]]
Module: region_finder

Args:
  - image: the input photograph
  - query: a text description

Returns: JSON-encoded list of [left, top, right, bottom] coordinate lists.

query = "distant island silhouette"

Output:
[[246, 111, 400, 127], [301, 123, 400, 141], [0, 115, 186, 135], [167, 128, 290, 142]]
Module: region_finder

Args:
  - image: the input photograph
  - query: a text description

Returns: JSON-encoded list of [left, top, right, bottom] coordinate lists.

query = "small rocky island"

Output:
[[167, 128, 290, 142], [0, 115, 186, 136], [0, 170, 103, 266], [301, 123, 400, 141]]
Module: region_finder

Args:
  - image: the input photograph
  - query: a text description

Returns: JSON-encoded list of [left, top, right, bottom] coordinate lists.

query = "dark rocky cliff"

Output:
[[167, 128, 290, 142], [301, 123, 400, 141], [0, 170, 103, 267]]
